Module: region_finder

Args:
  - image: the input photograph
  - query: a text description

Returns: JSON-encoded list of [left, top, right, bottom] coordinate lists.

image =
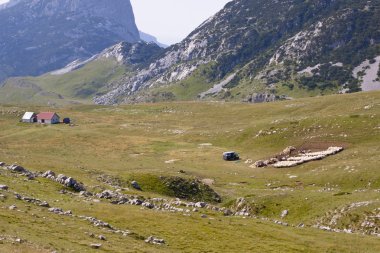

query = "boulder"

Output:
[[54, 174, 85, 191], [8, 164, 26, 173], [0, 185, 8, 190], [145, 236, 165, 245], [254, 160, 266, 168], [131, 181, 141, 190], [129, 199, 142, 205], [39, 201, 50, 207], [90, 243, 102, 249], [42, 170, 56, 179], [142, 202, 154, 209], [56, 174, 68, 183], [9, 204, 17, 210], [195, 202, 206, 208], [281, 210, 289, 218], [48, 207, 64, 214]]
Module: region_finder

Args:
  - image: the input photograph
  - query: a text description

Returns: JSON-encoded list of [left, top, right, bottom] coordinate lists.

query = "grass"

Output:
[[0, 91, 379, 252], [0, 58, 126, 105]]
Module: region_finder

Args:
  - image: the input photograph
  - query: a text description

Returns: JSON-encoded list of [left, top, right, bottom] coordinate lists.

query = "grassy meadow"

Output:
[[0, 91, 379, 252]]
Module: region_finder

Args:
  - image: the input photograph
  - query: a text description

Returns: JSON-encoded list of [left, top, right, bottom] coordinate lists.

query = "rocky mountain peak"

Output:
[[0, 0, 140, 81], [94, 0, 380, 104]]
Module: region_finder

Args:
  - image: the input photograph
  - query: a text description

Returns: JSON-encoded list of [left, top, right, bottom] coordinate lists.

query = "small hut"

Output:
[[21, 112, 37, 123]]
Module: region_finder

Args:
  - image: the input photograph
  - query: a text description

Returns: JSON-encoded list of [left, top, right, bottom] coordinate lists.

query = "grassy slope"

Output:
[[0, 91, 379, 252], [0, 59, 125, 105]]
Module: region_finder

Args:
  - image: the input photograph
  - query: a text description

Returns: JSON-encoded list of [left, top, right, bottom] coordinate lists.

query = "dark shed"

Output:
[[63, 118, 71, 124]]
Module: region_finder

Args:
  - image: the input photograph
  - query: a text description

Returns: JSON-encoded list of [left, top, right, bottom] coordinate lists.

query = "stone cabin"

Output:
[[37, 112, 60, 124]]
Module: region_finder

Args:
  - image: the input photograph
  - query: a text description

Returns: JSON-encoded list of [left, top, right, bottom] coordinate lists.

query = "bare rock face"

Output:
[[93, 0, 380, 104], [0, 0, 140, 81]]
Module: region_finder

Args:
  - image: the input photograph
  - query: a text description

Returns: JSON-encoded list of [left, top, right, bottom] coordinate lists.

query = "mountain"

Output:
[[0, 41, 163, 105], [0, 0, 140, 81], [1, 0, 379, 105], [139, 31, 168, 48], [92, 0, 380, 104]]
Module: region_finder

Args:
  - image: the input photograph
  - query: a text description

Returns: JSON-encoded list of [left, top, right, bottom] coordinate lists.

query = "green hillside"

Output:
[[0, 59, 125, 105], [0, 91, 379, 252]]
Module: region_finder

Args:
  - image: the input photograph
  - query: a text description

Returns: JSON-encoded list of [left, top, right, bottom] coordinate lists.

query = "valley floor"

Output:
[[0, 91, 379, 252]]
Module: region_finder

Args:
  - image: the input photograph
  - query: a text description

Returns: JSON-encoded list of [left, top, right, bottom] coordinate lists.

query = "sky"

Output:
[[0, 0, 231, 45], [130, 0, 231, 45]]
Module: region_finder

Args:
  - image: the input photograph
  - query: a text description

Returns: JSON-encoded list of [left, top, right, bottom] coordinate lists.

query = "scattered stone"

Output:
[[39, 201, 50, 207], [43, 172, 85, 192], [48, 207, 64, 214], [96, 190, 115, 199], [90, 243, 102, 249], [195, 202, 206, 208], [0, 185, 8, 190], [281, 210, 289, 218], [42, 170, 55, 179], [0, 162, 5, 166], [129, 199, 142, 205], [142, 202, 154, 209], [8, 164, 26, 173], [6, 164, 36, 178], [253, 160, 266, 168], [9, 204, 17, 210], [145, 236, 165, 245], [298, 223, 305, 228], [83, 216, 112, 229], [98, 235, 106, 241], [131, 181, 141, 190], [201, 214, 208, 218]]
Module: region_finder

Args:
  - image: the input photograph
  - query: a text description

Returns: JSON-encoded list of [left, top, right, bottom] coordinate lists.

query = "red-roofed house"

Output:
[[37, 112, 60, 124]]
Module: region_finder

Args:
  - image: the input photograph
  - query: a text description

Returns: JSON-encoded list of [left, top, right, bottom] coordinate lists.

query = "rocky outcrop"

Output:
[[145, 236, 165, 245], [315, 201, 380, 236], [42, 170, 85, 192]]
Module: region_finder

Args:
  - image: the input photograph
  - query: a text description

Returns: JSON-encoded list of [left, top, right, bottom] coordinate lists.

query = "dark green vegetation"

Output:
[[298, 64, 360, 92], [0, 91, 379, 252]]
